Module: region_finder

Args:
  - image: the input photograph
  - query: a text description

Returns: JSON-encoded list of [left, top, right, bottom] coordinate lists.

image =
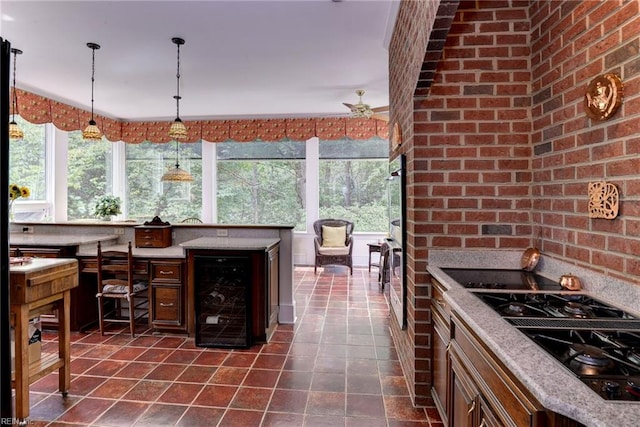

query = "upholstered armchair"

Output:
[[313, 219, 354, 275]]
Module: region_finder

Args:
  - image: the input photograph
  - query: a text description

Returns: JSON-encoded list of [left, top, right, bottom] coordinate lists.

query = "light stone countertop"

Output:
[[179, 237, 280, 251], [10, 233, 119, 247], [428, 249, 640, 427]]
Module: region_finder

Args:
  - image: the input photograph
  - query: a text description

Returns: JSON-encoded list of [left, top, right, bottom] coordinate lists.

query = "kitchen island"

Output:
[[181, 237, 280, 347], [428, 250, 640, 427]]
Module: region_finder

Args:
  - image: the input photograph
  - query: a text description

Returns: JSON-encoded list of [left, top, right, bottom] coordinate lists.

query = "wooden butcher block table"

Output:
[[10, 257, 78, 424]]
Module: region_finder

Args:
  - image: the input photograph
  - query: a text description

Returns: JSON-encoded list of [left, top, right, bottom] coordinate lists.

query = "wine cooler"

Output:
[[194, 254, 252, 348]]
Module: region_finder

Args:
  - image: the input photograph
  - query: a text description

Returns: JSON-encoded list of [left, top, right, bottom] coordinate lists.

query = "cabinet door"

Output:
[[432, 310, 449, 425], [478, 397, 502, 427], [267, 247, 279, 329], [151, 285, 182, 326], [449, 347, 478, 427]]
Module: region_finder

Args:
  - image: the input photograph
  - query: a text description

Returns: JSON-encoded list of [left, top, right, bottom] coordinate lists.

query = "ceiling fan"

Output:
[[343, 89, 389, 121]]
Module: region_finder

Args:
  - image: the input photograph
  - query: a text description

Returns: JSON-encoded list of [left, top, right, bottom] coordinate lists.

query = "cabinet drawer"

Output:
[[135, 226, 172, 248], [150, 262, 182, 282], [152, 286, 181, 324], [79, 258, 148, 275]]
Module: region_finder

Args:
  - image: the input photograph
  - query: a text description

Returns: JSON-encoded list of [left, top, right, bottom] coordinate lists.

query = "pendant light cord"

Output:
[[175, 41, 181, 120], [11, 48, 20, 121], [90, 46, 96, 121]]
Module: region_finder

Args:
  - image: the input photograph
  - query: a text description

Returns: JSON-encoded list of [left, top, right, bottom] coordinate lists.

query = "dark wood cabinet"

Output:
[[149, 260, 185, 332], [431, 277, 583, 427], [186, 244, 279, 346], [135, 225, 172, 248]]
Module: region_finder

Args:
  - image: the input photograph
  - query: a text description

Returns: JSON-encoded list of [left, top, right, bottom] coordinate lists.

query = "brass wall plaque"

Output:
[[588, 181, 619, 219], [584, 73, 623, 121], [391, 122, 402, 150]]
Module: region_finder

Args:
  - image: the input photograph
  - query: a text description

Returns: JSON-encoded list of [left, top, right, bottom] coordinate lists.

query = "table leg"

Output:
[[58, 290, 71, 395], [13, 304, 30, 421]]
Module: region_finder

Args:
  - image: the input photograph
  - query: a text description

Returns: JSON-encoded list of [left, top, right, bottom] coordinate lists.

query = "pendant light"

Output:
[[168, 37, 187, 139], [162, 37, 192, 182], [82, 42, 102, 141], [161, 141, 193, 182], [9, 48, 24, 140]]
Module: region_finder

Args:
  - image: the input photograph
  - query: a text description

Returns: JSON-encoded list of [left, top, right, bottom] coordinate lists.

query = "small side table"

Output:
[[367, 242, 382, 272]]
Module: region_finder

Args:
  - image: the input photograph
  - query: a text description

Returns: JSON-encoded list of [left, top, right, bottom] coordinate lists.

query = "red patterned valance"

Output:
[[14, 88, 388, 143]]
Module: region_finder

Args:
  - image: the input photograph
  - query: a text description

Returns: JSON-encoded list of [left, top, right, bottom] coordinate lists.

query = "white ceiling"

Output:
[[0, 0, 398, 121]]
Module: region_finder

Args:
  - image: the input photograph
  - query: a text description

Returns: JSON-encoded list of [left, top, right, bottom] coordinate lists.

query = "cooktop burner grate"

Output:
[[508, 318, 640, 331]]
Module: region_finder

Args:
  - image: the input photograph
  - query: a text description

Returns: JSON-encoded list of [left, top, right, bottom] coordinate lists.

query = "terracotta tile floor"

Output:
[[20, 266, 443, 426]]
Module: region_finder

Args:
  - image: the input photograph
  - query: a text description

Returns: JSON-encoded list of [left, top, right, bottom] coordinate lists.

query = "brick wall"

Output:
[[530, 0, 640, 280], [390, 0, 640, 409]]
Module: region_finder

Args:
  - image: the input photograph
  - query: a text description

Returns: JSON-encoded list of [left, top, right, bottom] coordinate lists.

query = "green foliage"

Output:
[[8, 117, 46, 200], [67, 131, 112, 220], [94, 195, 121, 217], [126, 141, 203, 223]]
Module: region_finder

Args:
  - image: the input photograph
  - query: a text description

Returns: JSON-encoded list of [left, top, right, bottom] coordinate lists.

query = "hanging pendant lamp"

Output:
[[162, 37, 192, 182], [82, 42, 102, 141], [168, 37, 187, 139], [9, 48, 24, 140], [161, 141, 194, 182]]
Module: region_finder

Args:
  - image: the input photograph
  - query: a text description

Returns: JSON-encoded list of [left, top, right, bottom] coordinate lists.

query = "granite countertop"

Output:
[[10, 233, 119, 247], [9, 257, 78, 274], [428, 250, 640, 427], [180, 237, 280, 250]]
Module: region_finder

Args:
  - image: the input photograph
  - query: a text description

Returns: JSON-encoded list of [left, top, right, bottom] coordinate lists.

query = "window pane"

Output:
[[126, 141, 202, 223], [9, 116, 46, 200], [67, 131, 113, 220], [319, 138, 388, 233], [217, 141, 306, 230]]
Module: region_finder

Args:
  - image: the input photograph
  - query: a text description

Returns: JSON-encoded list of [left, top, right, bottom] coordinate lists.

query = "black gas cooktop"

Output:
[[441, 268, 562, 291], [472, 291, 640, 401]]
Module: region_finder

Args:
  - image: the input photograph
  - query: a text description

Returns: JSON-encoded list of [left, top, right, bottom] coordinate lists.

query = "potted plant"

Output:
[[8, 183, 30, 221], [94, 195, 121, 221]]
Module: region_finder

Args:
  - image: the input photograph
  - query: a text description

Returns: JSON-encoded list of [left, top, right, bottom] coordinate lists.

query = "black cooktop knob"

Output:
[[604, 381, 621, 398]]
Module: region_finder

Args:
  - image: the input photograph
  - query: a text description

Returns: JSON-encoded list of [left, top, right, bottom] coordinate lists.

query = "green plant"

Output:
[[94, 195, 121, 218]]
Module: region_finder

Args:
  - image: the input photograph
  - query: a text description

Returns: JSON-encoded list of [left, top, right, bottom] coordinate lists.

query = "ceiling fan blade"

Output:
[[371, 105, 389, 113], [343, 102, 355, 110]]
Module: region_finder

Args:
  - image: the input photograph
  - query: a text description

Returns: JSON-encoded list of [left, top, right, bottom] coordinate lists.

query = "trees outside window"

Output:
[[126, 141, 202, 223], [9, 116, 46, 200], [216, 141, 306, 230], [319, 138, 389, 232], [67, 131, 112, 220]]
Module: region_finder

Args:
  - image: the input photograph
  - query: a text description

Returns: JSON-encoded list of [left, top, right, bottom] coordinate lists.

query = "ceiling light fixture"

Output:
[[82, 42, 102, 141], [162, 37, 192, 182], [9, 47, 24, 140], [168, 37, 187, 139], [161, 141, 193, 182]]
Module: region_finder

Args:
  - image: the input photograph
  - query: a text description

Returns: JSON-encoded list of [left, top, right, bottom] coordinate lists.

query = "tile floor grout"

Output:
[[17, 266, 442, 427]]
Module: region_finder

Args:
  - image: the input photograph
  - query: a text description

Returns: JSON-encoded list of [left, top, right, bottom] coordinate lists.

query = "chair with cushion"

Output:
[[96, 241, 149, 337], [313, 219, 354, 275]]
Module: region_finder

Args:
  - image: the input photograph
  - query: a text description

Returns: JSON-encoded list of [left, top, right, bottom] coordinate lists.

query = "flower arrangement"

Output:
[[94, 195, 121, 219], [8, 184, 30, 221], [9, 184, 30, 201]]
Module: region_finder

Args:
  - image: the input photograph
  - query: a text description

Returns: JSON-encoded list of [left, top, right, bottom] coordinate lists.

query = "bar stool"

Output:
[[367, 242, 382, 273]]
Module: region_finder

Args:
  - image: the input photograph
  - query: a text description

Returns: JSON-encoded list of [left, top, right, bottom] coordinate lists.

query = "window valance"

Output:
[[13, 88, 389, 143]]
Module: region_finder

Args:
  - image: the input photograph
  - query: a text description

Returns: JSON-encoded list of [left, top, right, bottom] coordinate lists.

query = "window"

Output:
[[319, 138, 389, 232], [216, 141, 306, 230], [126, 141, 202, 223], [67, 132, 113, 220], [9, 116, 46, 200]]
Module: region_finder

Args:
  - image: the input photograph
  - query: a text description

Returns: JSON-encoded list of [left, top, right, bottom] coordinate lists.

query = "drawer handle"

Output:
[[446, 342, 452, 353], [434, 299, 445, 308], [159, 302, 175, 307], [467, 400, 476, 415], [479, 420, 486, 427], [159, 270, 173, 275]]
